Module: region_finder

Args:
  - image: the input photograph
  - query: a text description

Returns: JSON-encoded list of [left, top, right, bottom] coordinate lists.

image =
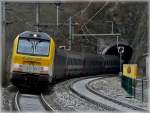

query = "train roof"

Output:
[[67, 51, 84, 59], [102, 55, 119, 60], [19, 31, 51, 40], [56, 49, 103, 59]]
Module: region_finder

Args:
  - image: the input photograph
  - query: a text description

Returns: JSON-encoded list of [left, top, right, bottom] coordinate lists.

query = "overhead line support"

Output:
[[72, 33, 121, 37]]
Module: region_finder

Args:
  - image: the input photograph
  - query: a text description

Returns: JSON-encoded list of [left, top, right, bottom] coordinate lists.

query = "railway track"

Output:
[[70, 76, 119, 111], [86, 78, 146, 111], [14, 91, 55, 112], [36, 75, 119, 111], [70, 75, 145, 111], [13, 74, 146, 112]]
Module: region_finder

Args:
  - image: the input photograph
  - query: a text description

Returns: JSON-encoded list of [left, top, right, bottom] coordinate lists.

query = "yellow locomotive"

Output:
[[10, 31, 55, 88]]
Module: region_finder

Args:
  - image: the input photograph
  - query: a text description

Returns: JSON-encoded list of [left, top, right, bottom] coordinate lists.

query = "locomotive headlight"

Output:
[[43, 67, 49, 71], [40, 66, 49, 74], [11, 64, 23, 72]]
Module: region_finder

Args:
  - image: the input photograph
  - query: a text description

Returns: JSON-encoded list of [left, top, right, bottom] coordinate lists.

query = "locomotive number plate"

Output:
[[23, 65, 42, 73]]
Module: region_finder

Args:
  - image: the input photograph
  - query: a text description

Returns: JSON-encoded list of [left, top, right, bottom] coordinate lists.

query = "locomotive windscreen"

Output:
[[17, 37, 50, 56]]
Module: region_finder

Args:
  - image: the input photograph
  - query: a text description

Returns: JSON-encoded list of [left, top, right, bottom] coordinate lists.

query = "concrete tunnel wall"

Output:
[[102, 44, 133, 63]]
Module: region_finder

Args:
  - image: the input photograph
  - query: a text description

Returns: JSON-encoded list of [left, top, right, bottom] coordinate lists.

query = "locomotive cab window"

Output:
[[17, 37, 50, 56]]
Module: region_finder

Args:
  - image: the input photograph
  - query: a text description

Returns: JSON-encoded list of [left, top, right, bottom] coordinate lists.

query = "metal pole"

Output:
[[72, 33, 121, 37], [68, 16, 72, 50], [118, 46, 124, 76], [142, 79, 144, 102], [117, 35, 119, 47], [105, 21, 114, 34], [134, 79, 136, 98], [72, 24, 74, 41], [112, 21, 114, 34], [55, 1, 61, 28], [56, 5, 59, 27], [2, 2, 5, 84], [36, 3, 39, 32], [1, 2, 6, 86], [120, 53, 122, 72], [0, 2, 2, 85]]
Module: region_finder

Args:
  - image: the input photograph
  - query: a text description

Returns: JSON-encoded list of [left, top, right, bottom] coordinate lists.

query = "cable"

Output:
[[52, 1, 92, 39], [70, 1, 92, 20], [81, 1, 92, 15], [56, 1, 92, 31], [82, 24, 97, 39], [81, 1, 109, 28], [80, 24, 97, 47], [9, 8, 36, 30], [12, 13, 33, 29], [81, 26, 89, 42]]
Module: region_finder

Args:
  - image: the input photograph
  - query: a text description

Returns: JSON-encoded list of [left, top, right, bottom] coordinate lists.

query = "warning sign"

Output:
[[123, 64, 139, 79], [127, 66, 131, 74]]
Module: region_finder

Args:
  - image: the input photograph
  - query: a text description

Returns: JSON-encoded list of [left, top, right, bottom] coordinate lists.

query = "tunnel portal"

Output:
[[102, 44, 133, 63]]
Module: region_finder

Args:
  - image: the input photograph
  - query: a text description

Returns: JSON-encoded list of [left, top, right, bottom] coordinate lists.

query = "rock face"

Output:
[[130, 7, 148, 77], [93, 2, 148, 76]]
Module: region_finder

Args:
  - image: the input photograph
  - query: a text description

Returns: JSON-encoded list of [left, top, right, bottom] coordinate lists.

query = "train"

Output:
[[10, 31, 120, 89]]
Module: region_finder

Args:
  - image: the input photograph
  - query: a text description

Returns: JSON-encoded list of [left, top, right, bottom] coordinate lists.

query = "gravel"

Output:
[[1, 85, 18, 112], [3, 76, 147, 112], [43, 78, 107, 112], [87, 77, 148, 111]]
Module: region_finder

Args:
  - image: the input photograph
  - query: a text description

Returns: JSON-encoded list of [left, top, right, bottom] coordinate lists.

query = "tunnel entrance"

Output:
[[102, 44, 133, 63]]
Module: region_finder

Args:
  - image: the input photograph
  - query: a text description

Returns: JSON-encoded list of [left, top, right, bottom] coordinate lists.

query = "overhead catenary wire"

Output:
[[6, 3, 38, 30], [74, 1, 107, 42], [77, 1, 110, 49], [83, 24, 97, 39], [8, 6, 38, 31], [12, 13, 33, 29], [52, 2, 93, 41], [81, 26, 89, 42], [80, 1, 92, 16], [56, 1, 92, 31], [81, 1, 109, 29], [78, 1, 112, 39], [80, 25, 97, 47], [66, 1, 92, 22], [79, 22, 99, 40]]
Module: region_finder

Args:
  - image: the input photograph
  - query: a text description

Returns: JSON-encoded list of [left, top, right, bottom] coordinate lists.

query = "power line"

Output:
[[7, 6, 35, 29], [83, 24, 97, 39], [80, 25, 97, 47], [68, 1, 92, 19], [81, 1, 109, 28], [81, 25, 89, 42], [11, 13, 33, 29], [81, 1, 92, 15], [56, 2, 92, 31]]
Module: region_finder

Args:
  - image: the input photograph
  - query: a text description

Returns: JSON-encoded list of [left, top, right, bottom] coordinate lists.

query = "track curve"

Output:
[[86, 78, 146, 111], [70, 76, 139, 112]]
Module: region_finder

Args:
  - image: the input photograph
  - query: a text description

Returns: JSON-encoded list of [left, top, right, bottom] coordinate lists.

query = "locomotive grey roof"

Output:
[[19, 31, 51, 40]]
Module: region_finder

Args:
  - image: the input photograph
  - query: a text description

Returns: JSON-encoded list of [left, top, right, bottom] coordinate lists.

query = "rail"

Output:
[[14, 91, 55, 112]]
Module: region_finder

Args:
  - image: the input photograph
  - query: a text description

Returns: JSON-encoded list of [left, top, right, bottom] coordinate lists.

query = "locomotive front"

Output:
[[10, 31, 55, 88]]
